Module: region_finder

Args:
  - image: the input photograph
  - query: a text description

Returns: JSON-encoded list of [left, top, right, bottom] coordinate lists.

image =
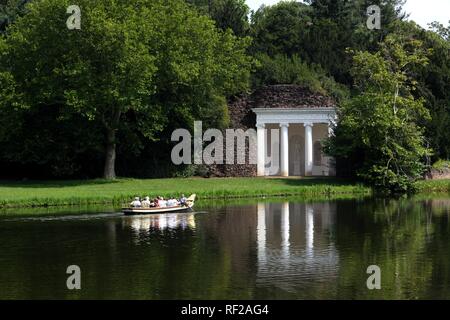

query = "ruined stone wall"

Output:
[[206, 93, 257, 177]]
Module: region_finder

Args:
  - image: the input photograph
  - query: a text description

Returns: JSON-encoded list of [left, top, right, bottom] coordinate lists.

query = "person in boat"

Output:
[[167, 197, 179, 207], [179, 194, 187, 206], [130, 197, 142, 208], [159, 197, 167, 208], [141, 196, 151, 208]]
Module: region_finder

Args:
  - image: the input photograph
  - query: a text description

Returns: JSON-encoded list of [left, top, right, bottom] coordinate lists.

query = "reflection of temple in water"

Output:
[[203, 201, 340, 295], [123, 213, 196, 232], [256, 202, 339, 290]]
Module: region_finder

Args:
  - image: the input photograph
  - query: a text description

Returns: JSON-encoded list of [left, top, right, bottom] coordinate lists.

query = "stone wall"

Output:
[[207, 93, 257, 177], [425, 168, 450, 180]]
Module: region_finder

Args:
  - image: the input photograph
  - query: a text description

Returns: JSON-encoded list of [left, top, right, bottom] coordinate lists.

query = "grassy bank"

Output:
[[416, 179, 450, 193], [0, 177, 370, 208], [1, 177, 449, 209]]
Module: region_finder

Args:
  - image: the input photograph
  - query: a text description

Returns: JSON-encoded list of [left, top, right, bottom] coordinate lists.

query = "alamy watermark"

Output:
[[66, 265, 81, 290], [366, 265, 381, 290], [367, 5, 381, 30], [171, 121, 258, 166], [66, 5, 81, 30]]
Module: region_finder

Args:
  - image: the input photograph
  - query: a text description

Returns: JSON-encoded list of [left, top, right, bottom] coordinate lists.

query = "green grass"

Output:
[[1, 177, 449, 209], [0, 177, 371, 208], [416, 179, 450, 193]]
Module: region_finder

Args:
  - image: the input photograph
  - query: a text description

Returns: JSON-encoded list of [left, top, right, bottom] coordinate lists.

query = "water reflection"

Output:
[[123, 213, 196, 232], [0, 197, 449, 299], [256, 202, 338, 291]]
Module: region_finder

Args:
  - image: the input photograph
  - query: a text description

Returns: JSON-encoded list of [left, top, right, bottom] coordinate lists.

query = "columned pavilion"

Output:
[[253, 107, 337, 177]]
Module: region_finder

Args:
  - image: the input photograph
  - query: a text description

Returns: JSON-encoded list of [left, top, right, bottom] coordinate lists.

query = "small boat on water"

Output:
[[122, 194, 196, 215]]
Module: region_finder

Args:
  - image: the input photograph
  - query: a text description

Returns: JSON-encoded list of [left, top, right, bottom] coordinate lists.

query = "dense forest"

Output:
[[0, 0, 449, 193]]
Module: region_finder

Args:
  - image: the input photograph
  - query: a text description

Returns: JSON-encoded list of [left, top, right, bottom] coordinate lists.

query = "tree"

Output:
[[0, 0, 252, 179], [392, 21, 450, 160], [325, 33, 432, 193], [210, 0, 249, 36], [429, 21, 450, 41], [250, 0, 407, 84], [250, 1, 313, 57], [186, 0, 250, 36], [0, 0, 30, 33]]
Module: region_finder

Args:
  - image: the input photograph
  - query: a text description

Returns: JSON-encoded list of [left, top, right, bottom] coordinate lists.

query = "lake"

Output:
[[0, 196, 449, 299]]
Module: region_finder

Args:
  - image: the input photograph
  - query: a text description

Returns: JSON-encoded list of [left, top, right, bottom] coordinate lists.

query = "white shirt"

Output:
[[130, 200, 141, 207], [159, 200, 167, 207], [167, 199, 178, 207], [141, 200, 151, 208]]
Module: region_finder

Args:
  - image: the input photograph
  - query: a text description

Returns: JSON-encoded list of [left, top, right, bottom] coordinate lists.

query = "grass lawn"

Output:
[[1, 177, 448, 208], [0, 177, 371, 208]]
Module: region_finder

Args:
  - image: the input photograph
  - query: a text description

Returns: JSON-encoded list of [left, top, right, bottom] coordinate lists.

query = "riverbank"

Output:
[[0, 177, 448, 209], [0, 177, 370, 208]]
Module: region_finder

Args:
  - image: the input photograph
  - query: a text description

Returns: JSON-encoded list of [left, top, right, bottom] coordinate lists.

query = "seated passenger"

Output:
[[141, 196, 151, 208], [159, 197, 167, 208], [167, 197, 179, 207], [179, 194, 187, 206], [130, 197, 141, 208]]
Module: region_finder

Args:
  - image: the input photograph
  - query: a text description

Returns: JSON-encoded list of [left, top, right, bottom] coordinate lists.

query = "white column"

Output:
[[304, 122, 313, 176], [257, 123, 266, 176], [280, 123, 289, 177]]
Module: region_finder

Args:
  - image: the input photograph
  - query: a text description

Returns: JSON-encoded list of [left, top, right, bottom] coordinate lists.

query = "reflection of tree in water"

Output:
[[334, 197, 450, 299]]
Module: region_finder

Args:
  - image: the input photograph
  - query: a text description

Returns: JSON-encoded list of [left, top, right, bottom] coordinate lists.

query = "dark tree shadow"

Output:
[[0, 179, 121, 188]]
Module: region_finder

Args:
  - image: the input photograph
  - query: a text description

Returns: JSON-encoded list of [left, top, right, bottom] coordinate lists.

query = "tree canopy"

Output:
[[0, 0, 252, 178]]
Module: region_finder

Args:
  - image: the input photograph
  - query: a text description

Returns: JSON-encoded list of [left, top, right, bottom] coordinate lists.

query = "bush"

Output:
[[432, 159, 450, 171]]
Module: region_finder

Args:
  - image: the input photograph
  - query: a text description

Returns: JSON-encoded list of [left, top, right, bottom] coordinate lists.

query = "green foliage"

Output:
[[0, 0, 252, 178], [0, 0, 29, 33], [325, 34, 432, 194], [432, 159, 450, 171], [187, 0, 250, 36], [429, 21, 450, 41], [210, 0, 250, 36], [252, 0, 406, 83], [386, 21, 450, 160], [252, 53, 348, 101], [250, 1, 313, 57]]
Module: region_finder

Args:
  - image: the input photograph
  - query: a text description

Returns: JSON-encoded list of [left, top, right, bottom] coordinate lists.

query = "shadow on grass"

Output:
[[0, 179, 122, 188]]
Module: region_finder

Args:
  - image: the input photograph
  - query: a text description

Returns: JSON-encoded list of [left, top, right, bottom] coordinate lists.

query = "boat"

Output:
[[122, 194, 196, 215]]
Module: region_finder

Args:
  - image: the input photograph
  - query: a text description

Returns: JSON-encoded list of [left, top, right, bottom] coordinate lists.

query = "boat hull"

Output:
[[122, 206, 193, 215]]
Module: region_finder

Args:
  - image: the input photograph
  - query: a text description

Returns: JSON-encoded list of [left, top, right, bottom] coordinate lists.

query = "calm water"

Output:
[[0, 197, 449, 299]]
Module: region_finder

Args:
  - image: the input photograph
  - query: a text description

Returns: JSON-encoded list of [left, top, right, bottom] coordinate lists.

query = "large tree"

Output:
[[325, 32, 432, 193], [0, 0, 252, 179]]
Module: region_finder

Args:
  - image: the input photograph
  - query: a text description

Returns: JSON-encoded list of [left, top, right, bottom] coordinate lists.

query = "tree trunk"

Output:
[[103, 128, 117, 179]]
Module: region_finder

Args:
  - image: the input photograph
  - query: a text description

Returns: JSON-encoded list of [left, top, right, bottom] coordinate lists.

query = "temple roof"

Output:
[[250, 85, 335, 109], [227, 85, 335, 129]]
